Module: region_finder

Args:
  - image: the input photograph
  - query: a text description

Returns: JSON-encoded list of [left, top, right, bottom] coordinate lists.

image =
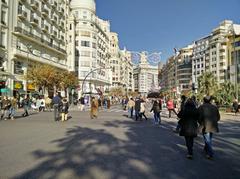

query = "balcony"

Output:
[[13, 27, 66, 55], [30, 17, 39, 26], [50, 15, 57, 23], [17, 9, 27, 20], [41, 7, 49, 17], [51, 30, 57, 38], [1, 0, 7, 6], [50, 0, 57, 8], [0, 44, 6, 49], [19, 0, 26, 2], [30, 0, 39, 10], [41, 24, 49, 33]]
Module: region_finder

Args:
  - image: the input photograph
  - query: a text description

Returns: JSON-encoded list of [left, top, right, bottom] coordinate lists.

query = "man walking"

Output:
[[52, 93, 61, 121], [198, 96, 220, 159], [135, 97, 141, 121]]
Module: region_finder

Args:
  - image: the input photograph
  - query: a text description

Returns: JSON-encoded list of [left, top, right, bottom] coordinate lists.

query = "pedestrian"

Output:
[[90, 97, 98, 119], [45, 96, 52, 112], [9, 96, 18, 120], [135, 97, 141, 121], [127, 98, 135, 118], [150, 100, 162, 125], [107, 98, 111, 109], [98, 97, 102, 110], [198, 96, 220, 159], [174, 95, 187, 133], [79, 96, 85, 111], [140, 97, 148, 120], [1, 96, 11, 120], [177, 98, 199, 159], [39, 96, 45, 112], [60, 98, 69, 122], [22, 95, 30, 117], [52, 93, 61, 121], [167, 98, 178, 118], [232, 99, 239, 115]]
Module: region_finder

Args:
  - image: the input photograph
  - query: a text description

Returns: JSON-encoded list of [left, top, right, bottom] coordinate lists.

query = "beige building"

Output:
[[1, 0, 69, 97], [69, 0, 112, 97], [109, 32, 134, 92], [176, 45, 193, 93], [134, 52, 159, 95]]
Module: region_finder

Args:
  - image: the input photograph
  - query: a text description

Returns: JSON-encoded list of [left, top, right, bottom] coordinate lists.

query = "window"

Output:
[[14, 61, 24, 75], [81, 31, 90, 37], [80, 51, 90, 57], [0, 31, 6, 48], [92, 42, 96, 49], [81, 41, 90, 47], [1, 9, 7, 25], [80, 61, 90, 67]]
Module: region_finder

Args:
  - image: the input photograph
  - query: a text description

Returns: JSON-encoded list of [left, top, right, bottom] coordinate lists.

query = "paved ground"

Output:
[[0, 105, 239, 179]]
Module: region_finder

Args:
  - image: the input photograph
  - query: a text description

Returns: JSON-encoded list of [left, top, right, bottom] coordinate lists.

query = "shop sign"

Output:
[[14, 81, 23, 89], [27, 83, 35, 91]]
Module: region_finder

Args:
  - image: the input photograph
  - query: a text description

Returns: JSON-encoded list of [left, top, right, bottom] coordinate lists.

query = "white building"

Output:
[[192, 36, 210, 86], [133, 52, 159, 95], [69, 0, 112, 97], [1, 0, 69, 97]]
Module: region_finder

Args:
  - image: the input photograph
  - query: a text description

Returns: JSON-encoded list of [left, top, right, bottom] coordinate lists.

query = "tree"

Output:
[[109, 87, 124, 97], [26, 64, 79, 96], [215, 81, 235, 105], [197, 72, 218, 100]]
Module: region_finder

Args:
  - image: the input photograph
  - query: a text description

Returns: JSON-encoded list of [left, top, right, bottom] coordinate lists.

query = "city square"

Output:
[[0, 107, 239, 179], [0, 0, 240, 178]]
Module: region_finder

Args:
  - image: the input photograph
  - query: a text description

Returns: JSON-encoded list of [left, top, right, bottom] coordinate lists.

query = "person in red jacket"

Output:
[[167, 98, 178, 118]]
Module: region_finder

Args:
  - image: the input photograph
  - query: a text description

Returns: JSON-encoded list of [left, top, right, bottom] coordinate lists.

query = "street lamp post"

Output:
[[81, 67, 111, 97]]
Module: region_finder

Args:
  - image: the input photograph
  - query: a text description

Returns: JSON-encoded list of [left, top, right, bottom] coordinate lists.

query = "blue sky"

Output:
[[96, 0, 240, 62]]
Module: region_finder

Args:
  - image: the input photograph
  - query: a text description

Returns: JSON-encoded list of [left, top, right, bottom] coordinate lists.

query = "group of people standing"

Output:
[[0, 96, 18, 120], [177, 95, 220, 159]]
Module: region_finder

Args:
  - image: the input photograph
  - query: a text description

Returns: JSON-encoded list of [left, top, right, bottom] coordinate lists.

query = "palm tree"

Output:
[[215, 81, 235, 105], [197, 72, 218, 100]]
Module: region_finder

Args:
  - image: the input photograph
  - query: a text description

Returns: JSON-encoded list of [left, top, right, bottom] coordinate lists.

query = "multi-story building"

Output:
[[192, 35, 210, 87], [0, 0, 10, 94], [207, 20, 233, 84], [69, 0, 112, 97], [109, 32, 134, 93], [133, 52, 158, 95], [176, 45, 193, 93], [227, 24, 240, 87], [109, 32, 121, 87], [1, 0, 69, 97]]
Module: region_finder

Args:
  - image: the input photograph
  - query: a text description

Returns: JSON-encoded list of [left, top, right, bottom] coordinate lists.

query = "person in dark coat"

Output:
[[198, 96, 220, 159], [174, 95, 187, 133], [135, 97, 141, 121], [232, 99, 239, 115], [177, 98, 199, 159], [150, 100, 162, 125]]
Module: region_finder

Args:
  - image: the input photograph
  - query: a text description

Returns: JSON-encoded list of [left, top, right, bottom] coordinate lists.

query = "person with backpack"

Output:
[[22, 95, 30, 117]]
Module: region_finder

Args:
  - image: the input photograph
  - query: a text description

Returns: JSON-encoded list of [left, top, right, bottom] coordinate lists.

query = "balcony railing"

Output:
[[14, 27, 66, 54], [30, 0, 39, 10], [41, 8, 49, 17], [41, 24, 49, 33], [30, 17, 39, 26], [18, 9, 27, 19]]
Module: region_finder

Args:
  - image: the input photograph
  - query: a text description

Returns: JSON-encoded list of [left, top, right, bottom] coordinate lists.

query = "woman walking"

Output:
[[150, 100, 162, 125], [60, 98, 69, 122], [177, 98, 199, 159]]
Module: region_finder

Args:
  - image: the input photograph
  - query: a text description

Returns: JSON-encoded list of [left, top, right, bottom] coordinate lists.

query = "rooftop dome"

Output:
[[70, 0, 96, 12]]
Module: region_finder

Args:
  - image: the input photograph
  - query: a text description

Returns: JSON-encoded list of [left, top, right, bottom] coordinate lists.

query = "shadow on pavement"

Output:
[[13, 117, 240, 179]]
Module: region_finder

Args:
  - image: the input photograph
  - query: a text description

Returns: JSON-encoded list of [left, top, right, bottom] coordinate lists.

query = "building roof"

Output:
[[233, 24, 240, 35], [70, 0, 96, 12]]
